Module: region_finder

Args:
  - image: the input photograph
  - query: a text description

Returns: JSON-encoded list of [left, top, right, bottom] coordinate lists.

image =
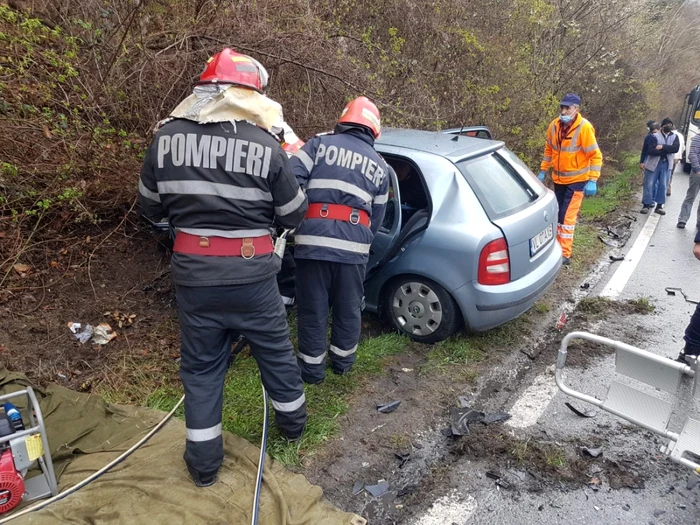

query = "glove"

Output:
[[584, 180, 597, 197], [537, 171, 546, 182]]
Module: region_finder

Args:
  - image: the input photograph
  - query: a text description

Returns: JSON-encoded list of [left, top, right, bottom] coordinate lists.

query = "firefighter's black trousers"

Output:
[[176, 277, 307, 477], [295, 259, 365, 384]]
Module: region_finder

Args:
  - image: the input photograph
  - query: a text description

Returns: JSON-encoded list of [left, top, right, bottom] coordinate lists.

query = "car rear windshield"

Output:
[[457, 152, 537, 219]]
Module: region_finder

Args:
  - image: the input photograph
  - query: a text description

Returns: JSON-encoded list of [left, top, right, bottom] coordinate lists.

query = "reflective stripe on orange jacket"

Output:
[[540, 113, 603, 184]]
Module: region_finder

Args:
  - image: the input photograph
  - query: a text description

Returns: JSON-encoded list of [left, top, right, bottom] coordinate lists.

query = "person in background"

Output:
[[640, 120, 660, 214], [668, 121, 685, 196], [640, 118, 679, 215], [677, 133, 700, 229]]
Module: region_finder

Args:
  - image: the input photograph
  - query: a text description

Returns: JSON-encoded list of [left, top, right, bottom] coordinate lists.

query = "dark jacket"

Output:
[[642, 131, 679, 171], [139, 118, 307, 286], [289, 126, 390, 265], [640, 133, 657, 165]]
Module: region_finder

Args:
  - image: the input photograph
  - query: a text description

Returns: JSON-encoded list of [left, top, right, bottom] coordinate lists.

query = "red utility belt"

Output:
[[306, 203, 370, 227], [173, 232, 274, 258]]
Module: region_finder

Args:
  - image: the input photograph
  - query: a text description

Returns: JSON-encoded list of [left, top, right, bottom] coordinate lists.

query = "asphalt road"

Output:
[[412, 168, 700, 524]]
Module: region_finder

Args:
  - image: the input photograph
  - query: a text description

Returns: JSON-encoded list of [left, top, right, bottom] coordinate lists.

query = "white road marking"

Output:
[[504, 212, 660, 431], [599, 213, 660, 300], [411, 491, 477, 524], [505, 373, 561, 428]]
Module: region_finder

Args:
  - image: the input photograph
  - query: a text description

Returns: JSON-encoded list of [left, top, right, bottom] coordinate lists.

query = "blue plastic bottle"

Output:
[[4, 403, 25, 432]]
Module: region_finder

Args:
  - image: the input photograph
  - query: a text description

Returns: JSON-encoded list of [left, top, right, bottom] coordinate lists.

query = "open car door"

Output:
[[365, 166, 402, 282]]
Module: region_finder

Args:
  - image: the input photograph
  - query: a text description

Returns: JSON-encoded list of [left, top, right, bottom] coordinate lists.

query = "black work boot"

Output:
[[301, 372, 324, 385], [187, 465, 218, 487], [655, 205, 666, 215], [280, 423, 306, 443], [640, 206, 650, 214], [677, 344, 700, 364]]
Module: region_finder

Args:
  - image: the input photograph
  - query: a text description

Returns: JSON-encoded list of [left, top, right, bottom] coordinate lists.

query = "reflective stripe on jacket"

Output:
[[289, 127, 389, 265], [138, 118, 307, 286], [540, 113, 603, 184]]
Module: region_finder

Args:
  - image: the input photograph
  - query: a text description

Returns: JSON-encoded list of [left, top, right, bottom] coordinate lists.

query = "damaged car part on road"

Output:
[[447, 407, 511, 436], [376, 400, 401, 414], [564, 401, 597, 418], [364, 480, 389, 497]]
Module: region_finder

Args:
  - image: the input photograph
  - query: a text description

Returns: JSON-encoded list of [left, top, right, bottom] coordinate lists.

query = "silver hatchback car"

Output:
[[362, 128, 562, 343]]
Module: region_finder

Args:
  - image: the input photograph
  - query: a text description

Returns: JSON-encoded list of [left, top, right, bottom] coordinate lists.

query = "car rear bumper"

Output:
[[453, 240, 562, 331]]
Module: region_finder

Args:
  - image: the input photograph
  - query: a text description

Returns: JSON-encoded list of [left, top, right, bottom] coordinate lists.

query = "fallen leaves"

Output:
[[13, 263, 30, 273], [104, 310, 137, 328], [13, 263, 30, 276]]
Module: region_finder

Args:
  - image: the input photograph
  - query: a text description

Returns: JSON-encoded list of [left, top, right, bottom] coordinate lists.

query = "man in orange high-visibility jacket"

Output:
[[538, 93, 603, 265]]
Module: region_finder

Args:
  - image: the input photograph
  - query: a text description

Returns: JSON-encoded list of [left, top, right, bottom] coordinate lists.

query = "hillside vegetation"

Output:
[[1, 0, 699, 267]]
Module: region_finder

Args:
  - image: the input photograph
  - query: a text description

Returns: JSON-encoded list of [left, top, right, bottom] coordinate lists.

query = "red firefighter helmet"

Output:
[[197, 48, 269, 93], [338, 96, 381, 138]]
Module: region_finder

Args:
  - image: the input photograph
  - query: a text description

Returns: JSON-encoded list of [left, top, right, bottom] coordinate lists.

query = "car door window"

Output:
[[381, 175, 397, 231], [457, 153, 536, 219]]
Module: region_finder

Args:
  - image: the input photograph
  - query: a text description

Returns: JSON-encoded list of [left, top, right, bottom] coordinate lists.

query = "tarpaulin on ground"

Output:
[[0, 367, 364, 525]]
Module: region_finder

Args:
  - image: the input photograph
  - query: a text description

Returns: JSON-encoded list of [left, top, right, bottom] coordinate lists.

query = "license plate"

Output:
[[530, 224, 553, 256]]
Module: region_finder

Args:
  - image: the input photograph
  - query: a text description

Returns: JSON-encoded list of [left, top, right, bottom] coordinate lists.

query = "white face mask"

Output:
[[559, 113, 574, 123]]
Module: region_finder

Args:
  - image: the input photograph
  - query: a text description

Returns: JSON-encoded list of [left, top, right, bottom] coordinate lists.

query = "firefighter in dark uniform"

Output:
[[290, 97, 389, 384], [138, 48, 308, 487]]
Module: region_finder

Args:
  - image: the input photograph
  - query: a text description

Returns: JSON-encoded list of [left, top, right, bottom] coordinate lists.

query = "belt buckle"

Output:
[[349, 209, 360, 225], [320, 203, 329, 218], [198, 236, 210, 248], [241, 237, 255, 259]]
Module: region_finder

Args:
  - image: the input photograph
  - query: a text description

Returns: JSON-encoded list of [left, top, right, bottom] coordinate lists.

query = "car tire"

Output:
[[384, 277, 462, 343]]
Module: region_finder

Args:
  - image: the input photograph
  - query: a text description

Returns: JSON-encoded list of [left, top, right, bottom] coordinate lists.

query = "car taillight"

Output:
[[478, 238, 510, 285]]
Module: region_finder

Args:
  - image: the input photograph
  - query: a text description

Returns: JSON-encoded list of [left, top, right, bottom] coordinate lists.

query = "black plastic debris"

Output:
[[352, 480, 364, 496], [365, 480, 389, 497], [581, 446, 603, 458], [565, 401, 597, 418], [485, 472, 509, 489], [482, 412, 511, 425], [598, 235, 617, 247], [520, 348, 537, 360], [395, 451, 411, 469], [606, 227, 620, 239], [397, 484, 417, 497], [451, 408, 484, 435], [609, 255, 625, 262], [580, 282, 591, 289], [450, 408, 511, 436], [376, 400, 401, 413]]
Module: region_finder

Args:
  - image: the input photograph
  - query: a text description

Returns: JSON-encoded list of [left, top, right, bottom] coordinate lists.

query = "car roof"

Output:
[[376, 127, 504, 161]]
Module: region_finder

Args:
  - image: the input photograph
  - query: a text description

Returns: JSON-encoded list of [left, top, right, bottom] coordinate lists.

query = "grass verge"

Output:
[[118, 331, 411, 466], [580, 152, 641, 221], [563, 151, 642, 273]]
